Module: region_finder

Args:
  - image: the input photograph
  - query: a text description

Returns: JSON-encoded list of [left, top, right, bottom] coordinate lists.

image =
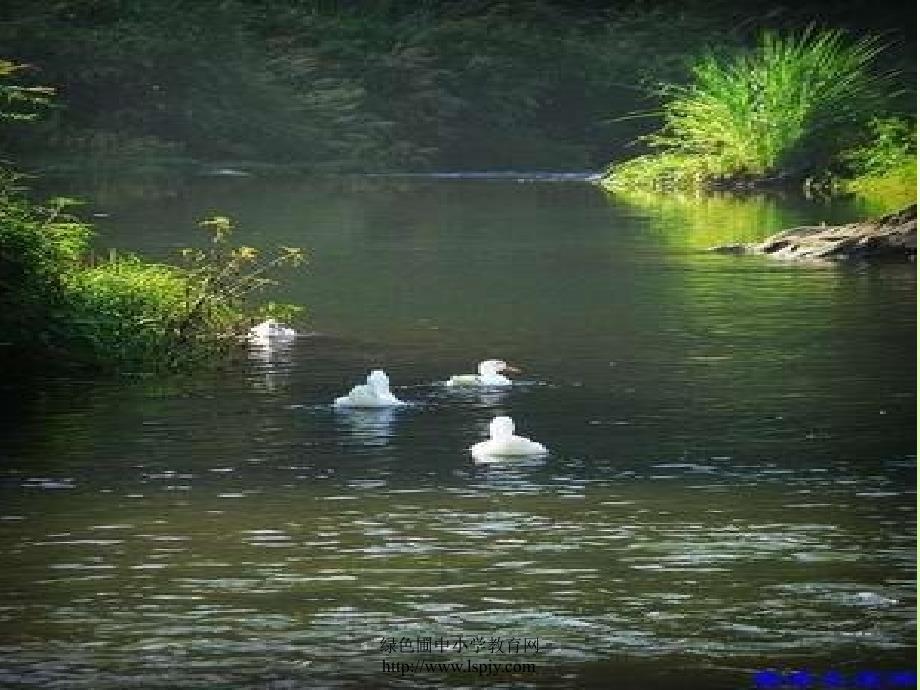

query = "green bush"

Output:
[[63, 257, 194, 367], [0, 173, 90, 355], [604, 27, 896, 190], [0, 179, 305, 372]]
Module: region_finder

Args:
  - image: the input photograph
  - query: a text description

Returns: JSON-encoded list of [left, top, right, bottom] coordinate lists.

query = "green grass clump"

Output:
[[603, 152, 719, 191], [63, 257, 229, 369], [603, 27, 895, 190], [841, 117, 917, 213]]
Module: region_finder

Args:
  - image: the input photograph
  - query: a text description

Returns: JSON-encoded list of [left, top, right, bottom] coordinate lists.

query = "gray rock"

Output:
[[710, 204, 916, 262]]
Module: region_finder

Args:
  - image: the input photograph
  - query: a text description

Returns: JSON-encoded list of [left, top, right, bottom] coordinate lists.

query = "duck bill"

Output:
[[504, 365, 522, 374]]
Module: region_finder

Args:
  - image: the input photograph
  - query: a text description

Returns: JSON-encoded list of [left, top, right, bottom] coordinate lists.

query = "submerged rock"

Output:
[[711, 204, 916, 262]]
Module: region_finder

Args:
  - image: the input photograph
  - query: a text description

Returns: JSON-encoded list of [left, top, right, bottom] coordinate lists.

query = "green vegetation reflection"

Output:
[[609, 190, 801, 249]]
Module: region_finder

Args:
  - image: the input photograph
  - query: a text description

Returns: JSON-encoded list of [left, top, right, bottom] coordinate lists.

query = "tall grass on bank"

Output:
[[604, 28, 895, 190], [841, 116, 917, 213], [0, 177, 305, 372]]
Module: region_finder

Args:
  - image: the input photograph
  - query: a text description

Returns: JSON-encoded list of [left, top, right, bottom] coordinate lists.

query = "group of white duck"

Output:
[[334, 361, 547, 461], [249, 321, 547, 462]]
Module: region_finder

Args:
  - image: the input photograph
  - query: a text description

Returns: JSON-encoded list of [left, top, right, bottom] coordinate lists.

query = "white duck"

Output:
[[470, 416, 547, 460], [248, 319, 297, 340], [447, 359, 520, 387], [334, 370, 406, 408]]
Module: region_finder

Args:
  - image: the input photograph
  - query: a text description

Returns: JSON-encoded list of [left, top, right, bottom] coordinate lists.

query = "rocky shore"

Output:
[[711, 204, 916, 261]]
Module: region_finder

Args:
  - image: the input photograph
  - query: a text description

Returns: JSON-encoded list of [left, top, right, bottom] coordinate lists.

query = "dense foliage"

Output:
[[1, 0, 913, 171]]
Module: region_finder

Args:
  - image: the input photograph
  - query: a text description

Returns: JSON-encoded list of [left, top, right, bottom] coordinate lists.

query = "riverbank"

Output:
[[599, 28, 916, 206], [0, 172, 305, 374]]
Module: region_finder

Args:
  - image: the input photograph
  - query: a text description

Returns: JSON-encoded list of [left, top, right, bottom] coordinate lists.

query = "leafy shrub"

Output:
[[0, 179, 305, 372], [62, 217, 305, 371], [63, 256, 194, 367], [0, 172, 90, 355], [605, 27, 896, 189]]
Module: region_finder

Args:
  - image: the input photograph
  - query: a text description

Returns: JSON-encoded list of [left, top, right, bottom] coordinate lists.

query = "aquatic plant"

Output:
[[604, 27, 897, 190], [171, 216, 306, 360]]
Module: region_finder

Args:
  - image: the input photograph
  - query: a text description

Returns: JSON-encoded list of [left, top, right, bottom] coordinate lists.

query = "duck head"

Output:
[[478, 359, 520, 377], [489, 416, 515, 439], [366, 369, 391, 394]]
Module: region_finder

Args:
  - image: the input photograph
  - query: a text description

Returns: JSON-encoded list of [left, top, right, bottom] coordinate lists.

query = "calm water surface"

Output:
[[1, 175, 915, 688]]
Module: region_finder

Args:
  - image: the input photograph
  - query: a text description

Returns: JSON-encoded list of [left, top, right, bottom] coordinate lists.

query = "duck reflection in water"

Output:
[[441, 384, 510, 408], [246, 328, 298, 392], [335, 406, 399, 446]]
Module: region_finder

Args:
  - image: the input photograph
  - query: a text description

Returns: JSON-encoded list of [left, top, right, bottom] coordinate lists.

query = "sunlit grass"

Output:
[[841, 116, 917, 214], [844, 163, 917, 215], [63, 257, 235, 369], [604, 27, 896, 190]]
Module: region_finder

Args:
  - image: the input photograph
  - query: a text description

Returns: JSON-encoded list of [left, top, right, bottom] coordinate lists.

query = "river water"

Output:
[[1, 174, 915, 688]]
